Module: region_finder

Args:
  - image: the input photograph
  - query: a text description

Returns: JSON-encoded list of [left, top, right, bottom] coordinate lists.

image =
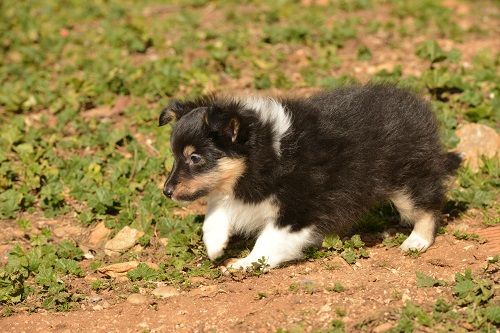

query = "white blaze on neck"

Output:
[[240, 96, 292, 155]]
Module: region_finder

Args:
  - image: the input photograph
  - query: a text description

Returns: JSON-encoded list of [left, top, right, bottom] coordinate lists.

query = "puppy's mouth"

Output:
[[171, 188, 210, 202]]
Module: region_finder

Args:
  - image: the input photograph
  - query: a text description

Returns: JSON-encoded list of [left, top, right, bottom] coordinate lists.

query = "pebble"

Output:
[[127, 293, 148, 305], [131, 244, 144, 253], [104, 226, 144, 256], [318, 304, 331, 313], [191, 285, 219, 297], [98, 261, 141, 278], [92, 305, 103, 311], [53, 225, 83, 238], [152, 286, 180, 298], [88, 222, 111, 247], [373, 322, 393, 333], [456, 123, 500, 171], [83, 251, 95, 260], [190, 276, 207, 285], [88, 295, 102, 303]]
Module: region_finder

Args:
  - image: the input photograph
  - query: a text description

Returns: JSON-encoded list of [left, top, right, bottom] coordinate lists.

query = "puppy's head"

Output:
[[159, 98, 247, 202]]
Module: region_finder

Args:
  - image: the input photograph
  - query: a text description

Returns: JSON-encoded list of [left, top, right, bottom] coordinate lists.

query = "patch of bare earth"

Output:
[[1, 223, 498, 333]]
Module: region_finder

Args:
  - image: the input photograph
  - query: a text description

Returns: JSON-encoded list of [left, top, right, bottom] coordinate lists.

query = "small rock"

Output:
[[53, 225, 83, 238], [190, 277, 207, 285], [138, 322, 149, 329], [99, 261, 139, 278], [456, 123, 500, 171], [191, 285, 219, 297], [0, 245, 11, 264], [127, 293, 148, 305], [131, 244, 143, 253], [152, 286, 179, 298], [145, 262, 160, 270], [159, 238, 169, 246], [116, 275, 129, 282], [88, 222, 112, 248], [84, 274, 98, 282], [318, 304, 332, 313], [84, 251, 95, 260], [104, 226, 144, 256], [92, 305, 103, 311], [453, 223, 470, 231], [88, 295, 102, 303], [373, 322, 393, 333], [9, 228, 25, 239]]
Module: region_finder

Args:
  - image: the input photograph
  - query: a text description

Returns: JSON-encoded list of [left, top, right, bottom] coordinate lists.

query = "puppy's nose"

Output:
[[163, 185, 174, 198]]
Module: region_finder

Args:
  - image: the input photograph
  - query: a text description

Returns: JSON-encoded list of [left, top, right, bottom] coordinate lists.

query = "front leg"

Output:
[[228, 223, 318, 269], [203, 203, 232, 261]]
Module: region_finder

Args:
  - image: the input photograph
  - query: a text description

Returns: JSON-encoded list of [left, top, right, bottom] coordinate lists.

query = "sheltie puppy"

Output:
[[158, 84, 461, 269]]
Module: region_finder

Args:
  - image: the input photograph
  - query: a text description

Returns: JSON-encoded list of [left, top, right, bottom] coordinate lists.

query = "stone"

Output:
[[127, 293, 148, 305], [318, 304, 332, 313], [145, 262, 160, 270], [152, 286, 180, 298], [373, 322, 393, 333], [88, 295, 102, 303], [0, 244, 11, 259], [104, 226, 144, 256], [99, 261, 139, 278], [83, 251, 95, 260], [53, 225, 83, 238], [84, 274, 98, 282], [191, 285, 219, 297], [189, 277, 207, 285], [88, 222, 111, 248], [131, 244, 143, 253], [456, 123, 500, 171]]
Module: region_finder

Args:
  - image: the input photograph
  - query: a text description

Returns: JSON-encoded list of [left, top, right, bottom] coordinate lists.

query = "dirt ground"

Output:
[[1, 219, 498, 333]]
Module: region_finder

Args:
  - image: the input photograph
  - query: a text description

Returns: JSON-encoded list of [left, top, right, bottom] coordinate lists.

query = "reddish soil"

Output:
[[1, 226, 498, 333]]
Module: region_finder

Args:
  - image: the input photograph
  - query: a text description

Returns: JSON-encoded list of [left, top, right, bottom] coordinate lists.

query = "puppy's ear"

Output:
[[159, 100, 189, 126], [204, 108, 240, 143]]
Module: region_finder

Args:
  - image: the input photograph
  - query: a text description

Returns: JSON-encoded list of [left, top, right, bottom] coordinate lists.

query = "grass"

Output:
[[388, 269, 498, 333], [0, 0, 498, 329]]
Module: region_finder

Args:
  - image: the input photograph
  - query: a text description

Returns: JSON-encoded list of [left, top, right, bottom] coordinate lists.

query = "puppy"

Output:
[[158, 84, 461, 269]]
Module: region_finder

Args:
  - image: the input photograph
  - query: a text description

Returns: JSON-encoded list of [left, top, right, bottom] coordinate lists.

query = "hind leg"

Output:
[[391, 191, 437, 252]]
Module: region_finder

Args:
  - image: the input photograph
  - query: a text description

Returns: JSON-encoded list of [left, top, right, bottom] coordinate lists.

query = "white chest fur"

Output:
[[205, 195, 279, 237]]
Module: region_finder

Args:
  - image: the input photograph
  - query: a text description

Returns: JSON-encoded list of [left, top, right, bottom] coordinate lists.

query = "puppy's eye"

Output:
[[189, 153, 202, 164]]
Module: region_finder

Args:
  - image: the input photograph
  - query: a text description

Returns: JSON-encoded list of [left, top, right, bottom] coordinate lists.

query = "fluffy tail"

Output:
[[444, 152, 462, 174]]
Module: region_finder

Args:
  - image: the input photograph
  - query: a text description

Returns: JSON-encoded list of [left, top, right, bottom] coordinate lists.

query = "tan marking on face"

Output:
[[183, 145, 196, 158], [213, 157, 246, 193], [173, 157, 246, 199]]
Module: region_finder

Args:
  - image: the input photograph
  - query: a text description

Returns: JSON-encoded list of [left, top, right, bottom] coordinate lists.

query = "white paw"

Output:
[[227, 258, 254, 270], [226, 256, 274, 271], [400, 232, 432, 252], [203, 232, 228, 261]]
